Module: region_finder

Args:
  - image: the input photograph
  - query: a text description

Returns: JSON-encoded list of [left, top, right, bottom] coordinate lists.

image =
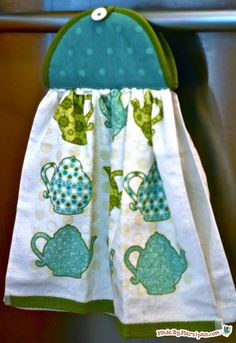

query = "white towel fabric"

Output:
[[4, 88, 236, 338]]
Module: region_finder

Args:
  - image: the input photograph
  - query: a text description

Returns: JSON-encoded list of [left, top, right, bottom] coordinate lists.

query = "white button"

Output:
[[91, 7, 107, 21]]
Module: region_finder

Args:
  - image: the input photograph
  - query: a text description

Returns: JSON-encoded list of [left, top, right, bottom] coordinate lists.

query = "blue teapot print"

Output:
[[31, 225, 97, 278], [124, 162, 171, 222], [124, 232, 187, 295]]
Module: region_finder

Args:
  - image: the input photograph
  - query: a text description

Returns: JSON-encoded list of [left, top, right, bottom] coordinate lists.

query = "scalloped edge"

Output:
[[43, 6, 178, 90]]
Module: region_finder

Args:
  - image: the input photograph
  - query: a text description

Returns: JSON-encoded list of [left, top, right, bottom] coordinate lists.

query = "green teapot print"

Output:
[[31, 225, 97, 278], [124, 232, 187, 295], [103, 166, 123, 213], [41, 156, 92, 215], [131, 90, 163, 146], [123, 161, 171, 222], [54, 90, 94, 145]]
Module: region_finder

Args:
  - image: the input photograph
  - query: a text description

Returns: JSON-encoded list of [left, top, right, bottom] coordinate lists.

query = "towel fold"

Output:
[[4, 88, 236, 338]]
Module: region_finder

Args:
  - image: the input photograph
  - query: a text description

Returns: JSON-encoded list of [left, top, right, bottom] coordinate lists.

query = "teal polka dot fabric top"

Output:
[[43, 7, 178, 90]]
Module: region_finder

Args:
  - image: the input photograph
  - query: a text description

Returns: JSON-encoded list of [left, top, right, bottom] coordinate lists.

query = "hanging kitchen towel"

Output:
[[4, 7, 236, 339]]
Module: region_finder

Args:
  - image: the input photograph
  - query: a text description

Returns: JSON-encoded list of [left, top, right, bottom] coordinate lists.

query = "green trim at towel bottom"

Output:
[[9, 296, 216, 338]]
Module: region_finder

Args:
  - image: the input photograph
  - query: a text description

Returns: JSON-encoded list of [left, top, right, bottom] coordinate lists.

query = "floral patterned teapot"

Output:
[[124, 232, 187, 295], [31, 225, 97, 278]]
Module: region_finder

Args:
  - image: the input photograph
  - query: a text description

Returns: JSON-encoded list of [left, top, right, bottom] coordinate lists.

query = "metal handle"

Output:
[[1, 10, 236, 32]]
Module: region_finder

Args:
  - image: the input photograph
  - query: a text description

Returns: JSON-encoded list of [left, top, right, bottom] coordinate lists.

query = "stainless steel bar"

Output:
[[0, 10, 236, 32], [0, 12, 74, 32]]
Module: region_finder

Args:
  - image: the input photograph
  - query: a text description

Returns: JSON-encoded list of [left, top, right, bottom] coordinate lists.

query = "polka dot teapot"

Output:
[[41, 156, 92, 215], [124, 161, 171, 222]]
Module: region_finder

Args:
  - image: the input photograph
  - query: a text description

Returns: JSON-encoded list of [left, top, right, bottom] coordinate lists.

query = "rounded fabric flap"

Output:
[[43, 7, 178, 90]]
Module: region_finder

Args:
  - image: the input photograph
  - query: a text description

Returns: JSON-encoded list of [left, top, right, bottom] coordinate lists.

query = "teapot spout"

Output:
[[88, 236, 97, 263]]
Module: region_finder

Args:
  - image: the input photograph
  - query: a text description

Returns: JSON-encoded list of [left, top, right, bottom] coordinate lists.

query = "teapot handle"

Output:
[[124, 245, 143, 285], [41, 162, 57, 199], [31, 232, 51, 267], [123, 171, 146, 210]]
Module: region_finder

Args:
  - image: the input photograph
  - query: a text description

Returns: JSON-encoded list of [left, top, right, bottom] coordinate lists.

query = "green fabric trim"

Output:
[[9, 296, 217, 338], [10, 296, 114, 314], [43, 6, 178, 89], [114, 7, 178, 90], [116, 319, 217, 338], [156, 31, 178, 89]]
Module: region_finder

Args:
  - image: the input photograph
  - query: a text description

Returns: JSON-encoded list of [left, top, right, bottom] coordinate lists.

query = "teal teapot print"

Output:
[[31, 225, 97, 278], [124, 232, 187, 295], [99, 89, 128, 139], [41, 156, 92, 215], [123, 162, 171, 222]]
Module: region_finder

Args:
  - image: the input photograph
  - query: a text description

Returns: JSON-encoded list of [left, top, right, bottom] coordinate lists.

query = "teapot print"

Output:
[[124, 232, 187, 295], [99, 89, 128, 139], [131, 90, 163, 146], [54, 91, 94, 146], [109, 248, 115, 274], [123, 161, 171, 222], [31, 224, 97, 278], [41, 156, 92, 215], [103, 166, 123, 212]]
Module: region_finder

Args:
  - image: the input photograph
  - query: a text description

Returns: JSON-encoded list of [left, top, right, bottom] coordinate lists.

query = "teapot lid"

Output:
[[43, 7, 178, 90]]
